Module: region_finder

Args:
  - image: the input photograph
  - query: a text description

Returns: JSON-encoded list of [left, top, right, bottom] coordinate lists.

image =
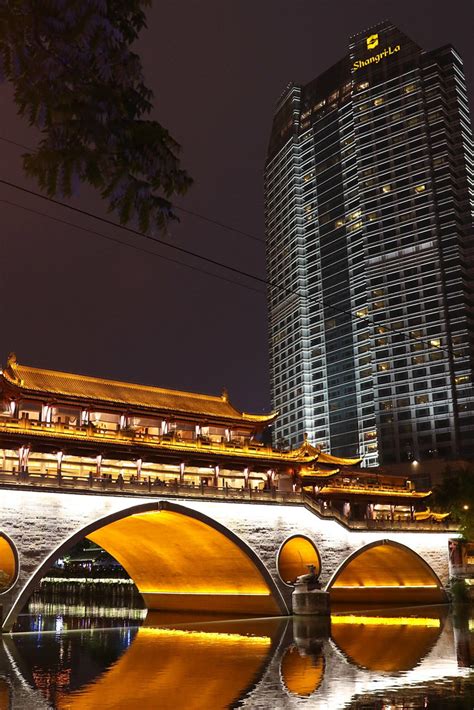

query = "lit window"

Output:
[[356, 81, 369, 91], [380, 401, 392, 410], [415, 184, 426, 193], [404, 83, 416, 94], [415, 395, 429, 404], [364, 430, 377, 440], [368, 212, 379, 221], [356, 307, 369, 318], [373, 301, 385, 310], [377, 362, 390, 372], [334, 218, 345, 228], [412, 355, 425, 365], [303, 172, 314, 182], [374, 97, 384, 107], [347, 220, 363, 232], [430, 338, 441, 348], [372, 288, 384, 297], [348, 209, 362, 221], [382, 184, 392, 193], [376, 337, 388, 346], [455, 375, 469, 385]]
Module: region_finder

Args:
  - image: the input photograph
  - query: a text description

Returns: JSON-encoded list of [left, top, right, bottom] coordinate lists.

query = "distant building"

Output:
[[265, 21, 474, 465]]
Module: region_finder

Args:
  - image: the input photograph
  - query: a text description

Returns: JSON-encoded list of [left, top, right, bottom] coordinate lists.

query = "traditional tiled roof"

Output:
[[318, 484, 431, 499], [1, 353, 277, 425], [288, 435, 363, 466]]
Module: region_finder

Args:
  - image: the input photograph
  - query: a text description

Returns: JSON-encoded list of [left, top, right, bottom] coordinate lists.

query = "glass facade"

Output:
[[265, 22, 474, 465]]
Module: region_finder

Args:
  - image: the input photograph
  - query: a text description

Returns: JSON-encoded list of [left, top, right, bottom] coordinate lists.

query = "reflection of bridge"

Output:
[[0, 609, 471, 708], [0, 487, 457, 630]]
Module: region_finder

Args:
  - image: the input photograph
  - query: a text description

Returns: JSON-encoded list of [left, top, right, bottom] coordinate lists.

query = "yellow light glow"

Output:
[[278, 536, 320, 584], [331, 612, 442, 672], [281, 645, 324, 697], [87, 510, 281, 615], [137, 627, 271, 645], [55, 624, 272, 710], [329, 541, 446, 604], [331, 615, 440, 628], [0, 536, 16, 591], [333, 584, 438, 589]]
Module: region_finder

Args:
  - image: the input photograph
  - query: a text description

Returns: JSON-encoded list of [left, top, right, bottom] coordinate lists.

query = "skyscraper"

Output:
[[265, 21, 474, 466]]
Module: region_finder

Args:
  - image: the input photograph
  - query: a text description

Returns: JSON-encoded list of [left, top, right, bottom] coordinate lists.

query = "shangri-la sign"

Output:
[[353, 33, 401, 71]]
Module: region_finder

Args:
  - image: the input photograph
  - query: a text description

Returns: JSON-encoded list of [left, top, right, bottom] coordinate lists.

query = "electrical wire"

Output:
[[0, 198, 267, 297], [0, 137, 456, 357]]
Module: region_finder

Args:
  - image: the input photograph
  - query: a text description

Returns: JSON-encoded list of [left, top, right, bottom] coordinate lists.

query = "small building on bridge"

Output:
[[0, 352, 436, 523]]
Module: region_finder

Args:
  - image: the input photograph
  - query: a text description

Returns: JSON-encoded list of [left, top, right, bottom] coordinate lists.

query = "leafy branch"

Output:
[[0, 0, 192, 231]]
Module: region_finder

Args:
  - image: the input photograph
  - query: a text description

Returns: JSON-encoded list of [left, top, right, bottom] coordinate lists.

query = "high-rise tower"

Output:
[[265, 22, 474, 465]]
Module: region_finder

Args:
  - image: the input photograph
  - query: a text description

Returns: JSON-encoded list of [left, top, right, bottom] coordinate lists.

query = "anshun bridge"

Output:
[[0, 353, 460, 630]]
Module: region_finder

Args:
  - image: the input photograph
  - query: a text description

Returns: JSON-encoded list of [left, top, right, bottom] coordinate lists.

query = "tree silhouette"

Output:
[[0, 0, 192, 231]]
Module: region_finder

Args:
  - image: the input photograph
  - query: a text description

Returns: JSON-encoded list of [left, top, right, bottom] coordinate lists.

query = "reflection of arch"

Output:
[[31, 626, 274, 709], [0, 679, 10, 708], [280, 645, 325, 697], [331, 613, 444, 672], [0, 532, 19, 593], [327, 539, 447, 604], [277, 535, 321, 585], [3, 501, 287, 631]]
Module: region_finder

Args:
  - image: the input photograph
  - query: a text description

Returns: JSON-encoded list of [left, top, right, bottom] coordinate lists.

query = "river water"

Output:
[[1, 600, 473, 708]]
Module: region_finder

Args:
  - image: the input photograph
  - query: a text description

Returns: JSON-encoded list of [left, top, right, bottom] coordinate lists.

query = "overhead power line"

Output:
[[0, 135, 266, 245], [0, 137, 452, 357], [0, 198, 267, 297]]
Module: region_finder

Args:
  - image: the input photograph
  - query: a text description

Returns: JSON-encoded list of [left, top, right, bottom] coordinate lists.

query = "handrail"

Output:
[[0, 471, 458, 532], [0, 416, 282, 459]]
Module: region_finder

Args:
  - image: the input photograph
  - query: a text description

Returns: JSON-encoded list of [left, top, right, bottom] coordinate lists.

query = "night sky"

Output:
[[0, 0, 473, 415]]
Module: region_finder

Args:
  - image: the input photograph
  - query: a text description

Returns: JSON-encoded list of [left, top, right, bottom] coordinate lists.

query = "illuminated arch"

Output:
[[0, 532, 19, 594], [277, 535, 321, 585], [327, 539, 447, 604], [330, 612, 444, 672], [12, 622, 278, 709], [2, 501, 287, 631], [280, 645, 325, 697]]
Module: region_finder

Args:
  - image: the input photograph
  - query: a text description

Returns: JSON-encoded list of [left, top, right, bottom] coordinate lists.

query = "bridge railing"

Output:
[[0, 471, 457, 532], [302, 493, 457, 532], [0, 470, 303, 504]]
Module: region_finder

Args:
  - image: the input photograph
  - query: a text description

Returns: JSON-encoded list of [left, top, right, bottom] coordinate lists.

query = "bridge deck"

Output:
[[0, 471, 457, 533]]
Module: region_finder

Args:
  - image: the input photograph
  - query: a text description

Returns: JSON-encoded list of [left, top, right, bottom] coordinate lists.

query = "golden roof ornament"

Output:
[[5, 352, 22, 385]]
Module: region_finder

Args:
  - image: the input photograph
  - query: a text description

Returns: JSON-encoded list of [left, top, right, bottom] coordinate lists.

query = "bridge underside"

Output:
[[328, 540, 447, 605], [87, 509, 282, 616]]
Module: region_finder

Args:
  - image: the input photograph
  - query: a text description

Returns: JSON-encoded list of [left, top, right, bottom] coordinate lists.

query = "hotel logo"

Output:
[[353, 42, 401, 71], [366, 34, 379, 50]]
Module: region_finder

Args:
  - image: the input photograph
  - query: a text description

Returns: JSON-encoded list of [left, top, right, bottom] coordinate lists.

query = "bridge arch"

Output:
[[326, 539, 447, 604], [0, 532, 19, 594], [3, 500, 288, 630]]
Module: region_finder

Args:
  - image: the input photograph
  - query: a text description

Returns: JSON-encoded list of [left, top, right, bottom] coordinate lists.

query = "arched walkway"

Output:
[[326, 539, 447, 604], [2, 501, 287, 630]]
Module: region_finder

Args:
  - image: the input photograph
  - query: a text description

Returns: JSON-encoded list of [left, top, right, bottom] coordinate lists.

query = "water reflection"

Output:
[[2, 603, 473, 709]]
